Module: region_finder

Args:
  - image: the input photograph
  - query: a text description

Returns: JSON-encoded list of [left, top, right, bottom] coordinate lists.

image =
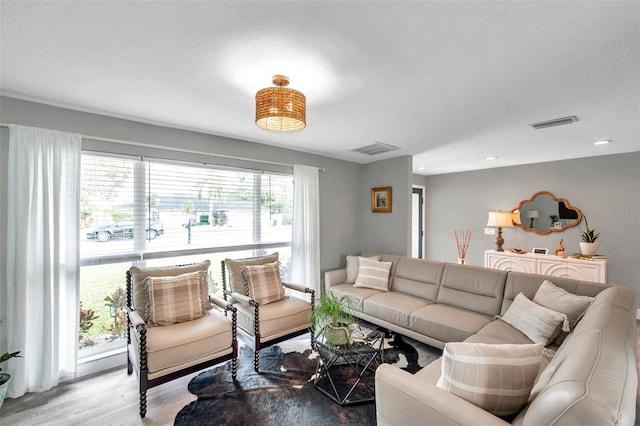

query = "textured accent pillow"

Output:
[[144, 270, 206, 326], [345, 255, 381, 283], [501, 293, 569, 345], [225, 252, 279, 295], [353, 257, 392, 291], [436, 342, 544, 416], [129, 260, 211, 314], [533, 280, 594, 344], [242, 261, 285, 305]]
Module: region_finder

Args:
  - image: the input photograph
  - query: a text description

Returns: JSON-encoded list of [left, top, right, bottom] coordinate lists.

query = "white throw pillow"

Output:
[[353, 257, 391, 291], [345, 255, 381, 283], [533, 280, 594, 344], [436, 342, 544, 416], [501, 293, 569, 345]]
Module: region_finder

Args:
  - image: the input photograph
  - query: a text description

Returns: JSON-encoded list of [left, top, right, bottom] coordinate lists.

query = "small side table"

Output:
[[313, 330, 384, 405]]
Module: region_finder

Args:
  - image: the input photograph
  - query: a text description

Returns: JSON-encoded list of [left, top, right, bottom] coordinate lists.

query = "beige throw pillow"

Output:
[[345, 255, 381, 283], [144, 270, 206, 326], [242, 261, 285, 305], [501, 293, 569, 345], [437, 342, 544, 416], [533, 280, 594, 344], [353, 257, 391, 291], [225, 252, 279, 295], [130, 260, 211, 314]]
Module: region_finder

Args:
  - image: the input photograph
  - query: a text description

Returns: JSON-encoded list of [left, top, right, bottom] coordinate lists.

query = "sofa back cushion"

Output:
[[501, 272, 605, 316], [518, 286, 637, 426], [436, 264, 507, 317], [391, 257, 445, 302]]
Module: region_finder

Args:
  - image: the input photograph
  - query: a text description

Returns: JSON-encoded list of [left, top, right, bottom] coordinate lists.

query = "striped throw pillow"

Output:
[[242, 262, 285, 305], [353, 257, 392, 291], [144, 270, 206, 326], [502, 292, 569, 345], [437, 342, 544, 416]]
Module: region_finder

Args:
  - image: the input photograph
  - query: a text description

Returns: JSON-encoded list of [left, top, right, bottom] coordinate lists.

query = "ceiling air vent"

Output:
[[530, 115, 578, 129], [352, 142, 401, 156]]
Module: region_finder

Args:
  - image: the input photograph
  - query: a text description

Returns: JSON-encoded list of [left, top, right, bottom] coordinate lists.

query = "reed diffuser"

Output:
[[454, 229, 473, 264]]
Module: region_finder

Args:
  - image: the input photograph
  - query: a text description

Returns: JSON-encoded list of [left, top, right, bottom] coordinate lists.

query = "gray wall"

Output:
[[423, 153, 640, 305], [361, 156, 413, 256]]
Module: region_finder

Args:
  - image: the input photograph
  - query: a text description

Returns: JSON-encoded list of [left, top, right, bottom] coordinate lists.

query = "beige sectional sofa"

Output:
[[324, 253, 637, 426]]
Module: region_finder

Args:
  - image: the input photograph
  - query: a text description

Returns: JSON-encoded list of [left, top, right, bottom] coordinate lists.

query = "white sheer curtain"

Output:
[[6, 124, 81, 397], [290, 165, 320, 295]]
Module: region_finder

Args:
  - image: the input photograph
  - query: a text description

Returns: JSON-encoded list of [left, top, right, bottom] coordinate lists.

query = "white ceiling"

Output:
[[1, 1, 639, 175]]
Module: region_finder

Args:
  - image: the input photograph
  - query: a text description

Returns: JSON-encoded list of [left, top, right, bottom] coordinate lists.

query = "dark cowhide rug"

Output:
[[175, 329, 442, 426]]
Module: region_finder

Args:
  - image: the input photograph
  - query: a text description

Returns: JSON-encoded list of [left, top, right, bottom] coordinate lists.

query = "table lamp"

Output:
[[526, 210, 539, 228], [487, 210, 514, 252]]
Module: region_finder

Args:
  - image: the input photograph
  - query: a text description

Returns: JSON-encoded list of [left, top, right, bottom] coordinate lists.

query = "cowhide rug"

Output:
[[175, 329, 442, 426]]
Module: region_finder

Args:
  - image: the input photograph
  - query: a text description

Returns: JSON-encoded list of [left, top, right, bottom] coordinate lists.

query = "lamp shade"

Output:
[[487, 211, 514, 227], [511, 210, 522, 225], [526, 210, 540, 219], [255, 75, 306, 132]]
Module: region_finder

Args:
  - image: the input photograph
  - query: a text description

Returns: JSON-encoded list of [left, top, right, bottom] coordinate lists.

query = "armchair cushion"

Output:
[[144, 270, 206, 325], [241, 261, 285, 305], [224, 252, 279, 294], [235, 296, 312, 341], [130, 309, 234, 378]]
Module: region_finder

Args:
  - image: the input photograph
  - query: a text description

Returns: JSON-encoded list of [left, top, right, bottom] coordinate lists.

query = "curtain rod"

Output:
[[0, 123, 324, 171]]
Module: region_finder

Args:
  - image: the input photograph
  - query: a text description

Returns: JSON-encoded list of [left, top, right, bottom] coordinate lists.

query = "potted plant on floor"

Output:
[[580, 215, 600, 255], [312, 293, 355, 346], [0, 350, 21, 410]]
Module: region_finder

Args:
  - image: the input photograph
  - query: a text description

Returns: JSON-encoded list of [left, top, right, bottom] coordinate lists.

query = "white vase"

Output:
[[580, 242, 599, 256]]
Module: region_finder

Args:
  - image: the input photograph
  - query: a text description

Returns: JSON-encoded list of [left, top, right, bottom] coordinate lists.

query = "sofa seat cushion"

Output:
[[471, 319, 533, 345], [363, 292, 431, 328], [328, 283, 380, 311], [235, 295, 311, 341], [415, 358, 442, 383], [132, 309, 233, 375], [409, 304, 492, 343]]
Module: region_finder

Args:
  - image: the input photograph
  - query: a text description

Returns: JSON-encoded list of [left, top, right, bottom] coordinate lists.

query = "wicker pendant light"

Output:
[[255, 75, 306, 132]]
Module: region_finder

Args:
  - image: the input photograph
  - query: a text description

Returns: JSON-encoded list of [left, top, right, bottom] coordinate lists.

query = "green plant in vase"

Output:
[[0, 350, 21, 409], [579, 215, 600, 256], [312, 293, 355, 346]]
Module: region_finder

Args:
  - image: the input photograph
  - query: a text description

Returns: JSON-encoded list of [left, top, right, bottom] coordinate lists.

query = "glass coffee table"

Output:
[[313, 328, 385, 405]]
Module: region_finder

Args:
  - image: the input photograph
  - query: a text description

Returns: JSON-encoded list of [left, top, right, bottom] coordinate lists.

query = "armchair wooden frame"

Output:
[[221, 259, 315, 372], [126, 268, 238, 418]]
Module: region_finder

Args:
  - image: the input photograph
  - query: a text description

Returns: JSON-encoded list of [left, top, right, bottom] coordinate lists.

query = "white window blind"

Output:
[[80, 153, 293, 265]]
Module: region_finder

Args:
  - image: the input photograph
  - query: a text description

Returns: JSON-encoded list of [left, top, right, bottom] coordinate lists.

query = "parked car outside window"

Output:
[[86, 219, 164, 242]]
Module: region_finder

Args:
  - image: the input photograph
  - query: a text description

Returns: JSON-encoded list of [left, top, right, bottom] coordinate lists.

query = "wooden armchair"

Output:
[[126, 260, 238, 418], [221, 254, 314, 372]]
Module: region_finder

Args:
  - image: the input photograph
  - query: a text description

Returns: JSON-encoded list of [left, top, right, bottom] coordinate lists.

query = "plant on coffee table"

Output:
[[312, 293, 355, 346]]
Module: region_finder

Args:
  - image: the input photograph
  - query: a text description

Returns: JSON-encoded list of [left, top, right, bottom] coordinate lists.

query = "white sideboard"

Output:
[[484, 249, 607, 283]]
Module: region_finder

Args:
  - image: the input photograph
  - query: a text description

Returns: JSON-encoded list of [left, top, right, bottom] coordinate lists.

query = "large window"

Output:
[[78, 153, 293, 359]]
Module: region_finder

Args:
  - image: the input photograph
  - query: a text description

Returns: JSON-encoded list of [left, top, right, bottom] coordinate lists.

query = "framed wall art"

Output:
[[371, 186, 392, 213]]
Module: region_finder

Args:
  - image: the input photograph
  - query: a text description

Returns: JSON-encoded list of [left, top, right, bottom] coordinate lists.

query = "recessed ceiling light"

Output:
[[417, 166, 425, 170], [594, 140, 611, 146], [486, 156, 498, 161]]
